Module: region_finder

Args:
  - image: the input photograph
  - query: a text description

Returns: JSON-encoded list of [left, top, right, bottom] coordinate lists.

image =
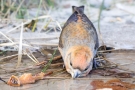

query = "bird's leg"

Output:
[[93, 58, 107, 69], [93, 53, 107, 69], [93, 45, 117, 69]]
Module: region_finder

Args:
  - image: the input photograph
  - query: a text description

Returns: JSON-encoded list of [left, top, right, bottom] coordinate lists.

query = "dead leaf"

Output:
[[7, 72, 53, 87], [7, 75, 21, 87]]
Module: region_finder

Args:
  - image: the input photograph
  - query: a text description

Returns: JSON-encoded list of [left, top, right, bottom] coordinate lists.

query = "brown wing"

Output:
[[82, 14, 99, 50], [59, 13, 77, 48]]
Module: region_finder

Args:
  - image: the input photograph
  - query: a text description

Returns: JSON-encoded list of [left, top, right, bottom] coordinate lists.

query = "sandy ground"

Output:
[[0, 26, 135, 90], [0, 51, 135, 90]]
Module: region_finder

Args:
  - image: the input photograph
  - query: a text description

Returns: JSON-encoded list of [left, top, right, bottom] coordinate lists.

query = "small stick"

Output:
[[47, 55, 62, 61], [31, 53, 39, 63], [52, 70, 67, 77], [8, 56, 18, 61], [38, 55, 62, 65], [36, 61, 47, 66], [44, 71, 53, 77], [26, 49, 39, 63], [26, 53, 38, 63], [0, 54, 18, 61], [0, 56, 17, 63], [98, 49, 116, 53], [16, 22, 23, 68], [53, 55, 62, 60], [50, 63, 63, 67], [0, 77, 7, 84]]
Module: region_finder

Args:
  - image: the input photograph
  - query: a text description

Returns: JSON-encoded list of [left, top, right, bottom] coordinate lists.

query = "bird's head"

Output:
[[64, 46, 93, 78]]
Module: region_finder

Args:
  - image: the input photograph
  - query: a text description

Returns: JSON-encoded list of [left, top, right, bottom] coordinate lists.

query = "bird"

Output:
[[58, 6, 99, 78]]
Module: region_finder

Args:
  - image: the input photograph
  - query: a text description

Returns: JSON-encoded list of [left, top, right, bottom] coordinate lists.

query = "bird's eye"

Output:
[[70, 62, 72, 66], [84, 67, 89, 71]]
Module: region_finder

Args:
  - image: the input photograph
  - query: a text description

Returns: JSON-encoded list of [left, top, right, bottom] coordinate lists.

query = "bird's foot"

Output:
[[93, 58, 107, 69]]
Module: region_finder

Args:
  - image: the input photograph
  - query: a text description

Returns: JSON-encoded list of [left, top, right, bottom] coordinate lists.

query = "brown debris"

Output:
[[52, 55, 62, 61], [91, 69, 134, 78], [91, 78, 135, 90], [36, 55, 62, 66], [7, 71, 53, 87], [36, 61, 47, 66], [7, 75, 21, 87], [19, 73, 36, 85], [116, 73, 133, 78], [50, 63, 63, 67]]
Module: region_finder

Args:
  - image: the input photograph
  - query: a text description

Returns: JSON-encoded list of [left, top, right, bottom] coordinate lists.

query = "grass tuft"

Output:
[[42, 49, 57, 73]]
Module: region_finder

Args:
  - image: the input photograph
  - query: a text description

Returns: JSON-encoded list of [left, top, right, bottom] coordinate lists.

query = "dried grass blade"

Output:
[[25, 52, 38, 63], [14, 0, 25, 16], [30, 52, 39, 63], [0, 54, 18, 61], [16, 22, 23, 67], [0, 31, 14, 43], [0, 42, 16, 46], [3, 1, 16, 18], [55, 21, 62, 31], [6, 15, 50, 33], [32, 0, 43, 32]]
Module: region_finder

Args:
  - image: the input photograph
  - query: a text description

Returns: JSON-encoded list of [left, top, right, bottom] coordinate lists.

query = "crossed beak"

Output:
[[67, 67, 91, 78], [68, 69, 81, 78], [71, 72, 79, 78]]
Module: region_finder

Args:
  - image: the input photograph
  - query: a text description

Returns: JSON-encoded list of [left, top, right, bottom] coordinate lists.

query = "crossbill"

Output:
[[58, 6, 99, 78]]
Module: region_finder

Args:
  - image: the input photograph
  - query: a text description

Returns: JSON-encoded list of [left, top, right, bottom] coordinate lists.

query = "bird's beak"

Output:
[[70, 69, 81, 78], [71, 72, 78, 78]]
